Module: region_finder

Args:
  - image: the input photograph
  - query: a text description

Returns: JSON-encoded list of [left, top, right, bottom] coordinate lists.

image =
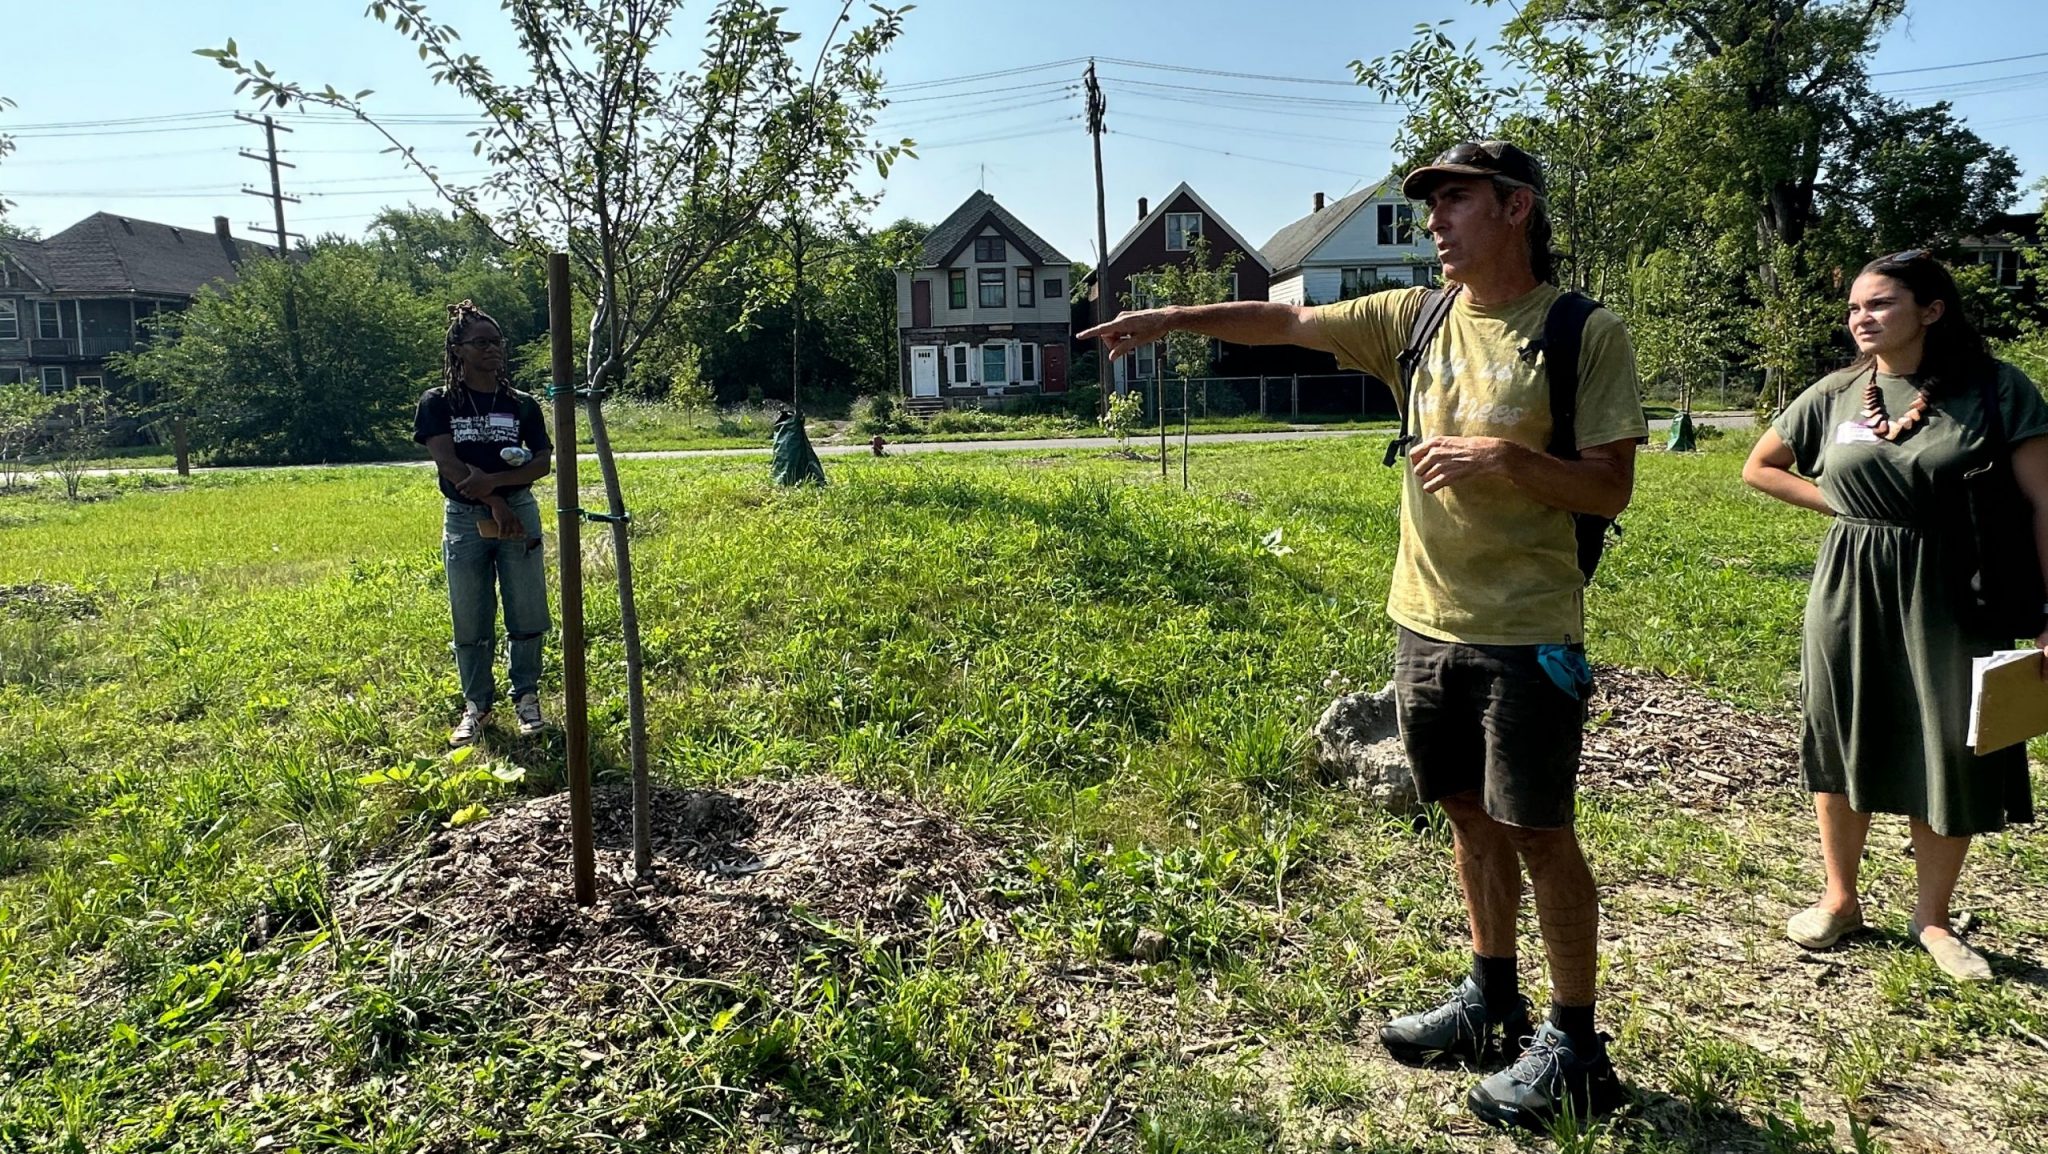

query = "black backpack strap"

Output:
[[1538, 290, 1612, 583], [1542, 290, 1600, 460], [1384, 284, 1462, 467]]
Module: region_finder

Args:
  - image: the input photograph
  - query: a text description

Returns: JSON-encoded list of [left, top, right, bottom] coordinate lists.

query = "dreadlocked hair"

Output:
[[444, 299, 516, 398]]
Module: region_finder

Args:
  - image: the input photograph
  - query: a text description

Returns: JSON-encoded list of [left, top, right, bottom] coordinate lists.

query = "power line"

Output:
[[1110, 129, 1380, 179], [1869, 49, 2048, 77], [888, 57, 1088, 92], [1097, 56, 1369, 89]]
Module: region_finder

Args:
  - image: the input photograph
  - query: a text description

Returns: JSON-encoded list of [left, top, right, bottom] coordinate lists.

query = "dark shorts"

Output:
[[1392, 627, 1587, 829]]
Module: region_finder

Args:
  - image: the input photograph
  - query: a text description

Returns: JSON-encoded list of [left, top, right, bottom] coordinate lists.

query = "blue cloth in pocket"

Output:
[[1537, 644, 1593, 701]]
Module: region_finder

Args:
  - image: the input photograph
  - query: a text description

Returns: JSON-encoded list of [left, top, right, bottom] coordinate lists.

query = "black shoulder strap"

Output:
[[1384, 284, 1462, 467], [1542, 290, 1601, 460]]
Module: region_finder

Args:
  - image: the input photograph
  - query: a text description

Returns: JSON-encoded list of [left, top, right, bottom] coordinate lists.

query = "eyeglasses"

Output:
[[1881, 249, 1931, 264], [1434, 141, 1494, 166], [456, 336, 504, 348]]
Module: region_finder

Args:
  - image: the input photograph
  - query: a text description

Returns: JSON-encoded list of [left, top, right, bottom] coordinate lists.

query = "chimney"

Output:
[[1138, 196, 1149, 220], [1314, 192, 1326, 212], [213, 216, 244, 265]]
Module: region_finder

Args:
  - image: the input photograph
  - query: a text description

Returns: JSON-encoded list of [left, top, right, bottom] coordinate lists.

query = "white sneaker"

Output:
[[448, 701, 492, 747], [513, 692, 544, 737]]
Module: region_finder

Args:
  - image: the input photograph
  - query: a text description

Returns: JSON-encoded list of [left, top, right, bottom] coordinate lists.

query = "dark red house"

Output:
[[1083, 182, 1275, 391]]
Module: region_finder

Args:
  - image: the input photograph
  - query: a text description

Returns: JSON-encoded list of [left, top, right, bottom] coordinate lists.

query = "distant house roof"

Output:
[[0, 212, 270, 297], [1958, 211, 2041, 249], [1104, 182, 1272, 273], [919, 191, 1068, 267], [1259, 180, 1395, 275]]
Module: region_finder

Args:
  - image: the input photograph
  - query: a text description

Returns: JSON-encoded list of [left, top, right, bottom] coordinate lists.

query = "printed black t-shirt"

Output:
[[413, 385, 553, 505]]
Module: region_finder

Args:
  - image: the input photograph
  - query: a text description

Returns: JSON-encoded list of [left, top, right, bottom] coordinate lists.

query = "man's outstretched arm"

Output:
[[1079, 302, 1338, 362]]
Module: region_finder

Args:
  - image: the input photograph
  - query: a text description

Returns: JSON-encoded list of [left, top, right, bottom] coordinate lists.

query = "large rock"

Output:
[[1311, 683, 1418, 815]]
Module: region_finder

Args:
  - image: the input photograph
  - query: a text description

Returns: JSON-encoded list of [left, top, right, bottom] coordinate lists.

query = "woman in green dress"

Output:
[[1743, 251, 2048, 982]]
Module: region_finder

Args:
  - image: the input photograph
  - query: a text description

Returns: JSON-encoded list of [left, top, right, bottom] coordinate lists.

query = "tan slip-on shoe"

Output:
[[1910, 920, 1993, 982], [1787, 904, 1864, 949]]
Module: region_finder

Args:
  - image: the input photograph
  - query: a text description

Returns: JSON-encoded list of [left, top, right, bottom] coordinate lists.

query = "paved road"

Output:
[[60, 413, 1754, 479]]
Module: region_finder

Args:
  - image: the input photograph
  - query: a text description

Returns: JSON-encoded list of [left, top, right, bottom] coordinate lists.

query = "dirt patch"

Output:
[[0, 581, 100, 620], [1581, 665, 1800, 807], [334, 777, 995, 992]]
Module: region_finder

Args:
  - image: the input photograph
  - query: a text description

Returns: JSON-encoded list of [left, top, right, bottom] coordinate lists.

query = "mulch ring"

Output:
[[1580, 665, 1801, 807], [334, 777, 996, 994]]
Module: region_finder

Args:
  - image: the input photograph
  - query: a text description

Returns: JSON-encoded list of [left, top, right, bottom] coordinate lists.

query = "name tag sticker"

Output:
[[1834, 421, 1880, 445], [488, 413, 518, 434]]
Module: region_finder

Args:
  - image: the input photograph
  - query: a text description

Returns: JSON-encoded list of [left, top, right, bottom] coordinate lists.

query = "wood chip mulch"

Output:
[[1579, 665, 1802, 807], [334, 777, 995, 993]]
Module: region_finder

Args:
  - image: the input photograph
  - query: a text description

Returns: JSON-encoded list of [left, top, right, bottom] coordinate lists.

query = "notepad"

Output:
[[1968, 648, 2048, 755]]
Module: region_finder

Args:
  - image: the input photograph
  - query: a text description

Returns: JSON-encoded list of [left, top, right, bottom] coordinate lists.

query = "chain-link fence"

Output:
[[1129, 372, 1397, 426]]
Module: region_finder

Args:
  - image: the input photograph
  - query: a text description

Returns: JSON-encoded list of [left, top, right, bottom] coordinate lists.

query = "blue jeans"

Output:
[[442, 490, 550, 707]]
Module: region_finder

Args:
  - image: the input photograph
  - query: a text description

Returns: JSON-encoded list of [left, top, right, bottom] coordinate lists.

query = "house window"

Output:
[[1020, 343, 1037, 383], [982, 343, 1009, 385], [974, 236, 1005, 263], [1229, 272, 1239, 301], [949, 344, 969, 385], [0, 366, 20, 385], [39, 365, 65, 393], [1340, 267, 1376, 300], [76, 374, 103, 390], [1017, 269, 1034, 308], [1411, 264, 1435, 286], [36, 301, 61, 340], [1378, 203, 1415, 246], [948, 269, 967, 310], [1132, 342, 1157, 383], [0, 263, 13, 288], [1043, 277, 1062, 301], [1166, 212, 1202, 252], [0, 301, 16, 341], [978, 268, 1006, 309]]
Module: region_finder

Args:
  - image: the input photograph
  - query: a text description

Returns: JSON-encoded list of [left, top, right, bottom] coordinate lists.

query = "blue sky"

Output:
[[3, 0, 2043, 264]]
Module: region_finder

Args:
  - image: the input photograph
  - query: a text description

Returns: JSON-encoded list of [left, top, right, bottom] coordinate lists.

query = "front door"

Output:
[[1042, 343, 1068, 393], [910, 346, 939, 398]]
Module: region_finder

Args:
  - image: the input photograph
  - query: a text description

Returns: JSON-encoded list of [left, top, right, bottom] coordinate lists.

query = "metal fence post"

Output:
[[1291, 374, 1300, 419]]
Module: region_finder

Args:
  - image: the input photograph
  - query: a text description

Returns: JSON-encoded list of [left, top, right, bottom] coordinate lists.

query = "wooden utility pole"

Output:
[[1085, 60, 1112, 411], [549, 254, 596, 908], [236, 114, 305, 386]]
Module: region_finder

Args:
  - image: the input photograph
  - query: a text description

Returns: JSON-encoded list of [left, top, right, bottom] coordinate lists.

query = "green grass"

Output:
[[2, 434, 2043, 1152]]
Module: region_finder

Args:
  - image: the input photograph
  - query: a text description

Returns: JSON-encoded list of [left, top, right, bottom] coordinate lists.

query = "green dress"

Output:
[[1774, 362, 2048, 837]]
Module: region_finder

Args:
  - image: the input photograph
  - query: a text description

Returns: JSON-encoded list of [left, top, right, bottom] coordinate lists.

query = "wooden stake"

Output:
[[549, 253, 596, 908]]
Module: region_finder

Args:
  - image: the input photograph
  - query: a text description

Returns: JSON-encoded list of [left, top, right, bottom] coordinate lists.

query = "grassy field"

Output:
[[2, 434, 2043, 1153]]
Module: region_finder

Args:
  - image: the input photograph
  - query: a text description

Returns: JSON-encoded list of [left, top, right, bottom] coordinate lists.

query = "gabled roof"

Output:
[[1105, 182, 1272, 273], [0, 212, 269, 297], [918, 191, 1067, 268], [1259, 179, 1396, 275]]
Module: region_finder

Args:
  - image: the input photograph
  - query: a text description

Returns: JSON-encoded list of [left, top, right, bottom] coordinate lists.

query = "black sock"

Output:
[[1549, 1002, 1597, 1050], [1471, 953, 1518, 1009]]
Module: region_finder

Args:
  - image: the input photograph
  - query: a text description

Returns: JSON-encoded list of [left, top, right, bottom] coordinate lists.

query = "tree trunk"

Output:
[[583, 332, 653, 877]]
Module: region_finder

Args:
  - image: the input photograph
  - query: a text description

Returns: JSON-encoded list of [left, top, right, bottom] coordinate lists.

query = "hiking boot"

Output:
[[1379, 976, 1532, 1067], [513, 692, 544, 737], [1468, 1021, 1623, 1130], [448, 701, 492, 747]]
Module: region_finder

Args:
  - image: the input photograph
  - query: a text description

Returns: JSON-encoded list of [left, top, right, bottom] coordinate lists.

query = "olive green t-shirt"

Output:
[[1308, 284, 1647, 645]]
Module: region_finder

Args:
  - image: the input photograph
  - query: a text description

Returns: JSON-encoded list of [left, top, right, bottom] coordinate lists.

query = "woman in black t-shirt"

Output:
[[412, 301, 554, 745]]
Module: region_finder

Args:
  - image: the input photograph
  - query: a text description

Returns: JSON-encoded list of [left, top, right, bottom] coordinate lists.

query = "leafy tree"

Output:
[[0, 383, 57, 490], [360, 206, 549, 351], [201, 0, 909, 878], [1127, 237, 1236, 383], [111, 248, 440, 465]]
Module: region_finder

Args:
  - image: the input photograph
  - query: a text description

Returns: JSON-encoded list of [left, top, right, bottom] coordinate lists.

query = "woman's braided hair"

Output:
[[444, 299, 515, 401]]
